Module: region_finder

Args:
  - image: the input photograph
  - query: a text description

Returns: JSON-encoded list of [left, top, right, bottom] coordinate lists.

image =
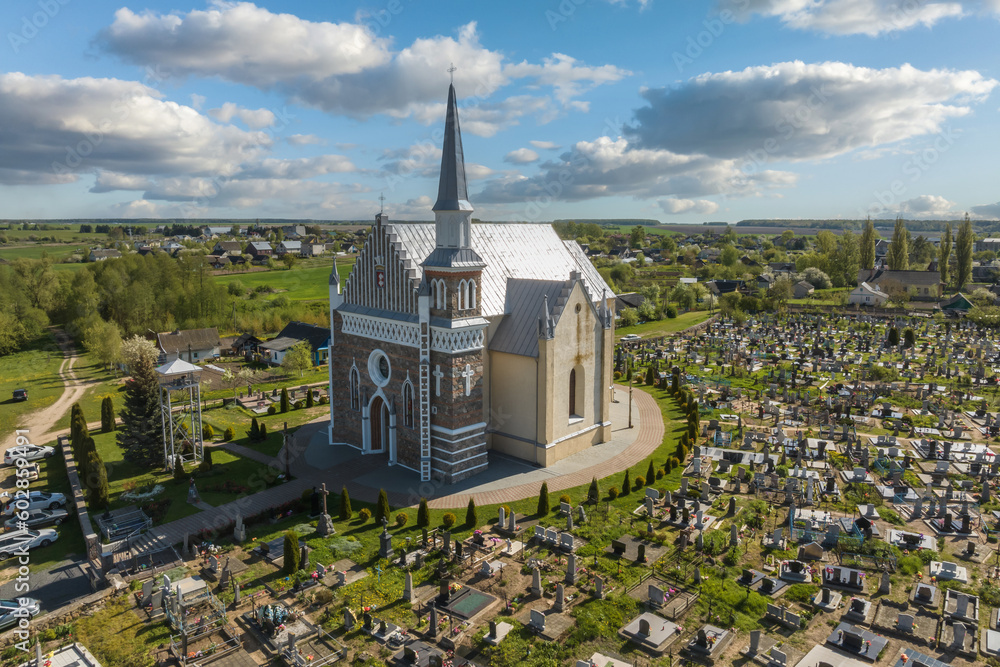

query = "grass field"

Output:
[[214, 257, 355, 300], [0, 333, 66, 438], [53, 354, 124, 432], [615, 310, 712, 339], [0, 244, 86, 262]]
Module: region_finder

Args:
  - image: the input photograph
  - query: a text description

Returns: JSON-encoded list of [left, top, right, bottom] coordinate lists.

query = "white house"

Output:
[[276, 240, 302, 256], [849, 282, 889, 307], [157, 328, 222, 364]]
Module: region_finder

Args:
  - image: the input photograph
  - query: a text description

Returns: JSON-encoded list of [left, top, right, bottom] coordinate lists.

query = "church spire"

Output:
[[422, 82, 483, 270], [433, 83, 472, 213]]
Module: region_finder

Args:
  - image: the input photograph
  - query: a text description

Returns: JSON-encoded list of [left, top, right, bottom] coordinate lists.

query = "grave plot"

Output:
[[618, 612, 681, 656], [909, 583, 939, 609], [929, 560, 969, 583], [821, 565, 867, 593], [825, 622, 889, 662], [871, 601, 938, 645], [606, 535, 670, 563], [939, 618, 977, 656], [812, 587, 842, 612], [942, 589, 979, 622], [886, 529, 935, 551], [241, 603, 320, 654], [253, 535, 310, 567], [168, 622, 243, 666]]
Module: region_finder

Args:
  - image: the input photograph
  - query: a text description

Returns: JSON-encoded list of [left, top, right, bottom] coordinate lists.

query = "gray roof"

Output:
[[157, 328, 221, 355], [490, 279, 569, 357], [433, 83, 471, 213], [258, 336, 299, 352], [386, 223, 612, 318]]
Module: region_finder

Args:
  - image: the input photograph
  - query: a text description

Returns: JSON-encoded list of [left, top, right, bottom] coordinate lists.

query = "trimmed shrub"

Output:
[[621, 469, 631, 495], [646, 461, 655, 485], [268, 405, 277, 415], [442, 512, 456, 529], [395, 512, 408, 528], [282, 531, 300, 575], [280, 387, 290, 413], [559, 494, 571, 505], [223, 426, 235, 441], [608, 486, 619, 500], [375, 489, 391, 527], [340, 486, 352, 521], [203, 423, 214, 440], [466, 498, 478, 527], [537, 482, 550, 516], [358, 508, 371, 523], [417, 498, 430, 528], [634, 476, 645, 488]]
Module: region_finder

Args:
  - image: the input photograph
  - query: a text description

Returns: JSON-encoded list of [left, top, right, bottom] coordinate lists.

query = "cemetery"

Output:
[[74, 312, 1000, 666]]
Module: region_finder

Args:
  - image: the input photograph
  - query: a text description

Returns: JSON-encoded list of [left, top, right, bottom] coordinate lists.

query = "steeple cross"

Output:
[[448, 63, 457, 83], [378, 192, 386, 214]]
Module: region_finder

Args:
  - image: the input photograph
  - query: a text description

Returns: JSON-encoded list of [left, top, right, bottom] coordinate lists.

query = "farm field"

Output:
[[615, 310, 712, 339], [213, 257, 355, 299]]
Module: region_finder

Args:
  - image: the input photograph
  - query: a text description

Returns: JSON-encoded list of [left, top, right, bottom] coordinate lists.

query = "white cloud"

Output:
[[717, 0, 984, 36], [477, 136, 796, 206], [972, 201, 1000, 219], [99, 3, 391, 84], [90, 171, 154, 193], [237, 155, 358, 179], [659, 197, 720, 215], [896, 194, 960, 217], [530, 140, 561, 150], [208, 102, 276, 129], [626, 61, 996, 163], [465, 164, 495, 180], [287, 133, 325, 146], [190, 93, 206, 110], [504, 148, 540, 164], [0, 72, 270, 186], [100, 7, 625, 126]]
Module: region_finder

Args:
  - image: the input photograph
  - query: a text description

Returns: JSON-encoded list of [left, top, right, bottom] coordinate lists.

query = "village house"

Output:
[[301, 242, 327, 257], [88, 248, 121, 262], [848, 282, 889, 307], [793, 280, 815, 299], [259, 321, 330, 366], [212, 240, 243, 256], [276, 240, 302, 256], [156, 328, 222, 364], [857, 268, 942, 301], [246, 241, 273, 262]]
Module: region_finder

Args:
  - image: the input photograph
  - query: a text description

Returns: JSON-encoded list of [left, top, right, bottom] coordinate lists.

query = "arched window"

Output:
[[469, 280, 477, 309], [402, 380, 414, 427], [434, 279, 447, 310], [569, 368, 577, 417], [350, 367, 360, 411], [462, 280, 471, 310]]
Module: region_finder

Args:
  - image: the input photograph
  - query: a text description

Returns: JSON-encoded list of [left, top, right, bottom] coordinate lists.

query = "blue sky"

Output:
[[2, 0, 999, 223]]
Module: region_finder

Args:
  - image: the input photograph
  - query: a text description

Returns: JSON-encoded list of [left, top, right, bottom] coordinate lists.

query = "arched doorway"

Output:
[[369, 395, 389, 453]]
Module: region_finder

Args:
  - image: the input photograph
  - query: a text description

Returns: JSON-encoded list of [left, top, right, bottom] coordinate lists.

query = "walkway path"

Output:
[[126, 385, 667, 548]]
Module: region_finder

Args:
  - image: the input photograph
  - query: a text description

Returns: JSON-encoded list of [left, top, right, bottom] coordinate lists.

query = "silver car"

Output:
[[0, 491, 67, 516], [0, 598, 41, 630], [3, 508, 69, 531], [0, 528, 58, 559]]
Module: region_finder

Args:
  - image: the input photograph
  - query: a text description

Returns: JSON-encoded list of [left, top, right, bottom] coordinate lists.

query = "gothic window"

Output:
[[569, 368, 577, 417], [350, 366, 360, 410], [402, 380, 414, 427], [434, 279, 447, 310], [469, 280, 477, 309]]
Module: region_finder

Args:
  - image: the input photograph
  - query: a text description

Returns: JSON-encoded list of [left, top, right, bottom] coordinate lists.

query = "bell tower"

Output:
[[419, 81, 488, 483]]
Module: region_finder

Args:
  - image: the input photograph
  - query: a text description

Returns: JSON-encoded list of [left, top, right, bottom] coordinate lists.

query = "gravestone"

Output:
[[554, 583, 566, 612], [595, 576, 604, 599]]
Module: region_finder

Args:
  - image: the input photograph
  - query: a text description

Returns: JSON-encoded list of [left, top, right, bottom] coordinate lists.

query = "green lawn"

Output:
[[616, 310, 712, 339], [0, 333, 66, 438], [89, 430, 280, 526], [201, 402, 330, 458], [214, 257, 356, 301]]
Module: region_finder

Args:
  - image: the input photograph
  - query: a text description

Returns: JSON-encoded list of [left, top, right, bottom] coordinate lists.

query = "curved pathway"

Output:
[[287, 384, 667, 509]]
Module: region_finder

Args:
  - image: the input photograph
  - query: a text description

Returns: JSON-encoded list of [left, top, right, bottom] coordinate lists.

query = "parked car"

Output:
[[0, 529, 58, 560], [0, 491, 67, 516], [0, 598, 41, 630], [621, 333, 641, 341], [11, 389, 27, 402], [3, 444, 55, 465], [3, 508, 69, 531]]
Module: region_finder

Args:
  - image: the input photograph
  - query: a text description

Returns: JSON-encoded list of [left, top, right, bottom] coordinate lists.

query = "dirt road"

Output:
[[1, 329, 88, 457]]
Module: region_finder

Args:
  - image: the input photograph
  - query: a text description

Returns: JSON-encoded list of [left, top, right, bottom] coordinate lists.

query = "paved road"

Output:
[[0, 559, 91, 612]]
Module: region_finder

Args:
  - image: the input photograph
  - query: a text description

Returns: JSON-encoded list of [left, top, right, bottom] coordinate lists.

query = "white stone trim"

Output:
[[430, 325, 485, 353], [431, 452, 487, 465], [547, 421, 602, 448], [432, 460, 489, 476], [342, 312, 420, 348], [431, 441, 487, 456], [431, 430, 486, 445], [430, 421, 488, 437]]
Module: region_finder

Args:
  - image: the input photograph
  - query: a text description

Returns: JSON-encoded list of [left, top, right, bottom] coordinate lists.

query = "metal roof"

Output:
[[490, 279, 567, 358], [386, 223, 613, 318], [433, 83, 472, 213]]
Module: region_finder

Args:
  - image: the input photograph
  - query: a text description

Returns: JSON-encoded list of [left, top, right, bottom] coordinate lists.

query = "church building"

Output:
[[327, 83, 615, 484]]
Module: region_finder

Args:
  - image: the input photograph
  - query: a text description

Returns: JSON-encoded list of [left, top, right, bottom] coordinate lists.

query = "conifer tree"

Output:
[[537, 482, 550, 515], [248, 417, 260, 441], [466, 498, 478, 527], [84, 443, 109, 509], [280, 387, 290, 413], [417, 498, 430, 528], [646, 460, 656, 486], [117, 356, 162, 467], [283, 531, 300, 574], [374, 488, 391, 526], [100, 396, 115, 433], [340, 486, 352, 521], [587, 477, 600, 504], [622, 469, 632, 495]]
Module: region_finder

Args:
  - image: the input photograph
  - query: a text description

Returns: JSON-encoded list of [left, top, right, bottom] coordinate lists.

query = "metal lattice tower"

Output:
[[156, 359, 204, 470]]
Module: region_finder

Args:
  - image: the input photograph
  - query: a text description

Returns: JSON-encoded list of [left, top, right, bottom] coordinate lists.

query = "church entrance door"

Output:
[[369, 395, 388, 453]]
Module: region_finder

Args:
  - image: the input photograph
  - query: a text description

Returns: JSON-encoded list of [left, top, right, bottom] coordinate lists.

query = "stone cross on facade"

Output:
[[461, 364, 474, 396], [433, 365, 444, 396]]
